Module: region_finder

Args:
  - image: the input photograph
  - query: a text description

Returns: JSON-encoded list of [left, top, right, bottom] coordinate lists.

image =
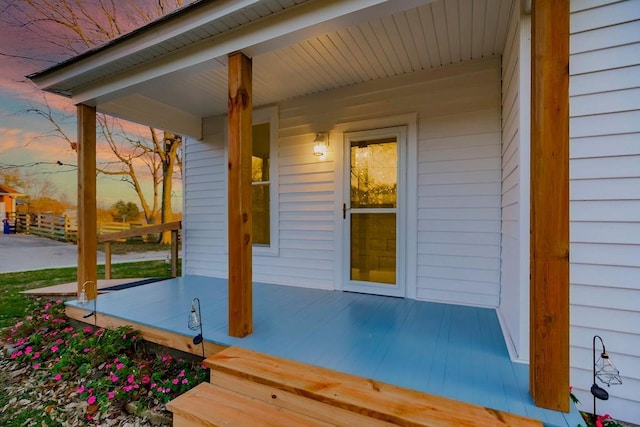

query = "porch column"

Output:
[[77, 104, 98, 299], [227, 51, 253, 338], [530, 0, 570, 412]]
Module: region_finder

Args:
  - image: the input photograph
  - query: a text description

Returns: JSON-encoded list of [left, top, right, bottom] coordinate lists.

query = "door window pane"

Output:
[[350, 213, 396, 284], [350, 138, 397, 209]]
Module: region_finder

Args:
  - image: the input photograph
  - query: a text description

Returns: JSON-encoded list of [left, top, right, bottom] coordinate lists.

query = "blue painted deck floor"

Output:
[[67, 276, 583, 426]]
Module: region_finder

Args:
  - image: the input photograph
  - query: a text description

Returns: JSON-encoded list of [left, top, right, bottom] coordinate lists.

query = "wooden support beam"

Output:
[[227, 51, 253, 338], [530, 0, 570, 412], [77, 104, 98, 299]]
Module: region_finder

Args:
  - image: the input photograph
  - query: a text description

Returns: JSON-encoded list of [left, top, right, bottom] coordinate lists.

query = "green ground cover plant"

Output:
[[1, 300, 207, 425], [0, 257, 189, 425]]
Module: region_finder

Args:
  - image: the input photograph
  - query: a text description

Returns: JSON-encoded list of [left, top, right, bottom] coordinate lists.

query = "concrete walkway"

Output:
[[0, 233, 169, 274]]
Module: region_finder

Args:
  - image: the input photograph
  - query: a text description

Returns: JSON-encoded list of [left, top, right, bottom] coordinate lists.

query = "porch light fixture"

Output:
[[80, 281, 97, 326], [78, 281, 90, 305], [188, 297, 205, 358], [591, 335, 622, 420], [312, 132, 329, 157]]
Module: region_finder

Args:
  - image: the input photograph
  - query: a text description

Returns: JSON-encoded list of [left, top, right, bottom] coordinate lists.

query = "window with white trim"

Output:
[[252, 107, 278, 254]]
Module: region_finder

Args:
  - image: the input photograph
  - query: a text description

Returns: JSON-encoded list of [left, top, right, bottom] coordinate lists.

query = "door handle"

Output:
[[343, 203, 347, 219]]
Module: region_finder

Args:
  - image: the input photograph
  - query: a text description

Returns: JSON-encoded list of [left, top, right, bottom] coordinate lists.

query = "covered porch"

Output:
[[28, 0, 573, 419], [65, 276, 583, 426]]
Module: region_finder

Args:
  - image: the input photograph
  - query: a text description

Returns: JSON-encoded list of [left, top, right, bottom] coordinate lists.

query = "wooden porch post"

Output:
[[77, 104, 98, 299], [530, 0, 570, 412], [227, 51, 253, 338]]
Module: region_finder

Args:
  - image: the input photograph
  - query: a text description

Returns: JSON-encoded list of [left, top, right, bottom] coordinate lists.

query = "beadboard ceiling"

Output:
[[145, 0, 513, 119], [33, 0, 515, 136]]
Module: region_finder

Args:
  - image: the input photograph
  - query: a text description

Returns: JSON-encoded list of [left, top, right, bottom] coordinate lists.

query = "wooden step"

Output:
[[166, 382, 333, 427], [204, 346, 543, 427]]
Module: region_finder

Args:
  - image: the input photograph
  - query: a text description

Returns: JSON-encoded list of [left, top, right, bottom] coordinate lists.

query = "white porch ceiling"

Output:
[[31, 0, 515, 137]]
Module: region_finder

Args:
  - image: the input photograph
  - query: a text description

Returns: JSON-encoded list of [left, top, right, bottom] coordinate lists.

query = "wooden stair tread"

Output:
[[210, 370, 396, 426], [204, 347, 543, 427], [166, 382, 333, 427]]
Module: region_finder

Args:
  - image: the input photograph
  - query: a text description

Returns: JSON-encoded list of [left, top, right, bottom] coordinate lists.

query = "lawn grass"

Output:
[[0, 260, 181, 329]]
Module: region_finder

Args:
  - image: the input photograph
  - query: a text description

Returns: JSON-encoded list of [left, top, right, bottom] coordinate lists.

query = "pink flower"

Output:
[[54, 374, 62, 381], [164, 388, 171, 393], [178, 370, 185, 377], [87, 395, 96, 405], [116, 363, 124, 370], [83, 348, 91, 353], [161, 355, 170, 362], [83, 326, 93, 333], [172, 378, 179, 385], [109, 373, 119, 382], [77, 386, 85, 394], [32, 352, 40, 360], [32, 364, 40, 370], [50, 345, 58, 353], [108, 391, 115, 399], [141, 376, 151, 384], [24, 346, 32, 355], [157, 386, 163, 392], [123, 385, 132, 392], [181, 378, 188, 385], [127, 375, 135, 384]]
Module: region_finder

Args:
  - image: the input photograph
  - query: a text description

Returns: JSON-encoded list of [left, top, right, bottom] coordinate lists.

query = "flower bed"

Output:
[[1, 300, 208, 426]]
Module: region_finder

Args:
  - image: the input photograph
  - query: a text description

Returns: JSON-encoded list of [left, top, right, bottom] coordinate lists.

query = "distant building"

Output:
[[0, 184, 24, 218]]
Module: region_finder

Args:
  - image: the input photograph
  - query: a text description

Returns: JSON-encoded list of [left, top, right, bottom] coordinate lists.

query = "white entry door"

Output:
[[343, 127, 406, 297]]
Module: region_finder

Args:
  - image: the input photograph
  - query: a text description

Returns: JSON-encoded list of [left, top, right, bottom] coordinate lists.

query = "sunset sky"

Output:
[[0, 1, 187, 210]]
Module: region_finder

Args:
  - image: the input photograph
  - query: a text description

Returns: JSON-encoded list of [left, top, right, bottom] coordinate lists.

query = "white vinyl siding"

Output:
[[184, 57, 502, 305], [415, 60, 502, 307], [498, 4, 530, 362], [569, 0, 640, 423]]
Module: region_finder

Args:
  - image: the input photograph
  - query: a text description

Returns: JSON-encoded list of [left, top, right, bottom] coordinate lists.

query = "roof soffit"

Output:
[[32, 0, 434, 103]]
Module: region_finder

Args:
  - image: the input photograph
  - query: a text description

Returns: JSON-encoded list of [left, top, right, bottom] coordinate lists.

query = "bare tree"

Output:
[[2, 0, 187, 243]]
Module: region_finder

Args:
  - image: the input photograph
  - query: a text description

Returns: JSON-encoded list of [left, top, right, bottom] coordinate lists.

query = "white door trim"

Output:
[[332, 113, 417, 299]]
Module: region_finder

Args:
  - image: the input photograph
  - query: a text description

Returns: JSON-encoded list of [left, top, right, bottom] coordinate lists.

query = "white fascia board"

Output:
[[68, 0, 433, 105], [30, 0, 263, 90], [100, 94, 202, 139]]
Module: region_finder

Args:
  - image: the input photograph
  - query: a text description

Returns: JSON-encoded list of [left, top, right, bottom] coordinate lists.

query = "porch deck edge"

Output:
[[65, 306, 226, 357]]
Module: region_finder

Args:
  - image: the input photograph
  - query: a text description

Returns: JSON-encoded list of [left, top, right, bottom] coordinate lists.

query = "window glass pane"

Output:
[[350, 138, 397, 208], [252, 184, 270, 245], [350, 213, 396, 284], [252, 123, 270, 182], [252, 122, 271, 246]]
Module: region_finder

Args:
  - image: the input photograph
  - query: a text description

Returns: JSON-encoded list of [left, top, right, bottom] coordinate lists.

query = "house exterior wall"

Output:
[[183, 56, 502, 308], [568, 1, 640, 423], [498, 4, 530, 362]]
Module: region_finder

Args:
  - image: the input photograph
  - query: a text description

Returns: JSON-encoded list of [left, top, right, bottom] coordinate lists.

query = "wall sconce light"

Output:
[[188, 297, 205, 358], [591, 335, 622, 420], [313, 132, 329, 158]]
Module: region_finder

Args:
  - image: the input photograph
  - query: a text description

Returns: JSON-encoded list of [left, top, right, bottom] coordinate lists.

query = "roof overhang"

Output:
[[28, 0, 513, 138]]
